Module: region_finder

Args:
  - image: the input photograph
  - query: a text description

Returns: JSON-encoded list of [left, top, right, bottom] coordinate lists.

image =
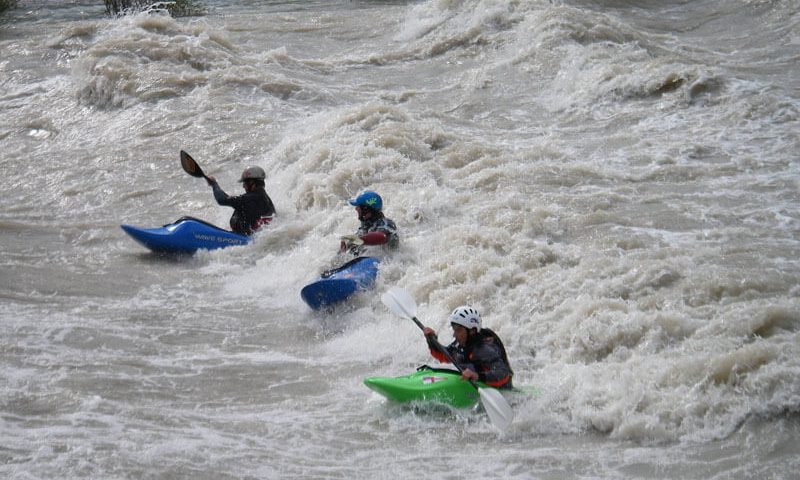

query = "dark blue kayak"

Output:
[[301, 256, 380, 310], [120, 216, 249, 254]]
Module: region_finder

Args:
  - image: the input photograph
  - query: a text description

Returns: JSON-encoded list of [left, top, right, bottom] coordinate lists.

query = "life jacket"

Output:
[[357, 213, 399, 250], [428, 329, 514, 389], [216, 184, 276, 236], [479, 328, 514, 376]]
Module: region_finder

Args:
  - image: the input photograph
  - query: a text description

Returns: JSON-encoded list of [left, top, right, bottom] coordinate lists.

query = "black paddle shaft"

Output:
[[413, 316, 479, 388]]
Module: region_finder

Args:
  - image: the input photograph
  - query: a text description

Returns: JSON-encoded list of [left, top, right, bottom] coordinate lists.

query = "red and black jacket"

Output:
[[426, 328, 514, 389]]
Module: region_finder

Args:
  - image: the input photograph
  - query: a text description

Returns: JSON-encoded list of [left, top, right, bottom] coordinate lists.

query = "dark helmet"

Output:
[[348, 190, 382, 211], [239, 166, 266, 182]]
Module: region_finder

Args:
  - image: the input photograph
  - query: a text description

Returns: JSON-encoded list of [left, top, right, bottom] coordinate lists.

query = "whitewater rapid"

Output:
[[1, 1, 798, 478]]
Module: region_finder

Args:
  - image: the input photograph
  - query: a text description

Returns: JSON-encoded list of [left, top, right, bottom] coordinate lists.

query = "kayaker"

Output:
[[206, 166, 276, 236], [339, 190, 399, 255], [422, 306, 514, 389]]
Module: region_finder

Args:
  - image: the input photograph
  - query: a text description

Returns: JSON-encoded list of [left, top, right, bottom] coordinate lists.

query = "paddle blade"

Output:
[[479, 387, 514, 433], [381, 287, 417, 320], [180, 150, 205, 178]]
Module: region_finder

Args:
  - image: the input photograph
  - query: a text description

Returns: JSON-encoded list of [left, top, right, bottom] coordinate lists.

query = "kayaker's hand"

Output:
[[340, 235, 364, 254], [340, 235, 364, 246], [206, 175, 216, 186], [461, 368, 479, 382], [423, 327, 436, 338]]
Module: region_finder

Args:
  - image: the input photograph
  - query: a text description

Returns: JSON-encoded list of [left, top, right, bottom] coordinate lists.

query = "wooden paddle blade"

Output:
[[479, 387, 514, 433], [381, 287, 417, 320], [180, 150, 205, 178]]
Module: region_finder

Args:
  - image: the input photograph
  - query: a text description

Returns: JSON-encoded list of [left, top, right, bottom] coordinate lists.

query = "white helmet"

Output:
[[449, 306, 481, 331], [239, 165, 266, 182]]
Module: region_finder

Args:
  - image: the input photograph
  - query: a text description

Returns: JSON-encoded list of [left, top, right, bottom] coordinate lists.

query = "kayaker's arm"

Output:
[[423, 328, 451, 364], [359, 231, 387, 245], [210, 181, 247, 210], [211, 183, 228, 204]]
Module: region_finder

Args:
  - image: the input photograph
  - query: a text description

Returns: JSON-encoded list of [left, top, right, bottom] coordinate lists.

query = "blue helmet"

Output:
[[348, 190, 382, 211]]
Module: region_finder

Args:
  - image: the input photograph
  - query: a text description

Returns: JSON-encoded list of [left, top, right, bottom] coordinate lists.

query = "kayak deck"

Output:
[[364, 367, 538, 409], [364, 368, 483, 408], [121, 216, 249, 254], [301, 256, 380, 310]]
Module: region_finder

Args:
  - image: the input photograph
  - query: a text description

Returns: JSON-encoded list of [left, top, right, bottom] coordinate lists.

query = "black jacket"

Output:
[[212, 183, 276, 235], [426, 328, 513, 389]]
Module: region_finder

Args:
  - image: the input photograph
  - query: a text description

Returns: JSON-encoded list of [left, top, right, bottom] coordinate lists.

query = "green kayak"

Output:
[[363, 367, 488, 408]]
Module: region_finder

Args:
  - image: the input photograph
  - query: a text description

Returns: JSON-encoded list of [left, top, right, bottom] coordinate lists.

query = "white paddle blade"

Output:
[[381, 287, 417, 319], [479, 388, 514, 433]]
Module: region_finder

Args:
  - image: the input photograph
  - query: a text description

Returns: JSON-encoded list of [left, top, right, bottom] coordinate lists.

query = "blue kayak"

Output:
[[301, 256, 380, 310], [120, 216, 249, 254]]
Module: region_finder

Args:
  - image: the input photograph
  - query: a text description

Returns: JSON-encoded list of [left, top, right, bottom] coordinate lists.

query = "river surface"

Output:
[[1, 0, 799, 478]]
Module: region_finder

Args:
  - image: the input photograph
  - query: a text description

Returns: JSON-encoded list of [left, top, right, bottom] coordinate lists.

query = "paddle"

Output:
[[380, 287, 514, 432], [180, 150, 211, 182]]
